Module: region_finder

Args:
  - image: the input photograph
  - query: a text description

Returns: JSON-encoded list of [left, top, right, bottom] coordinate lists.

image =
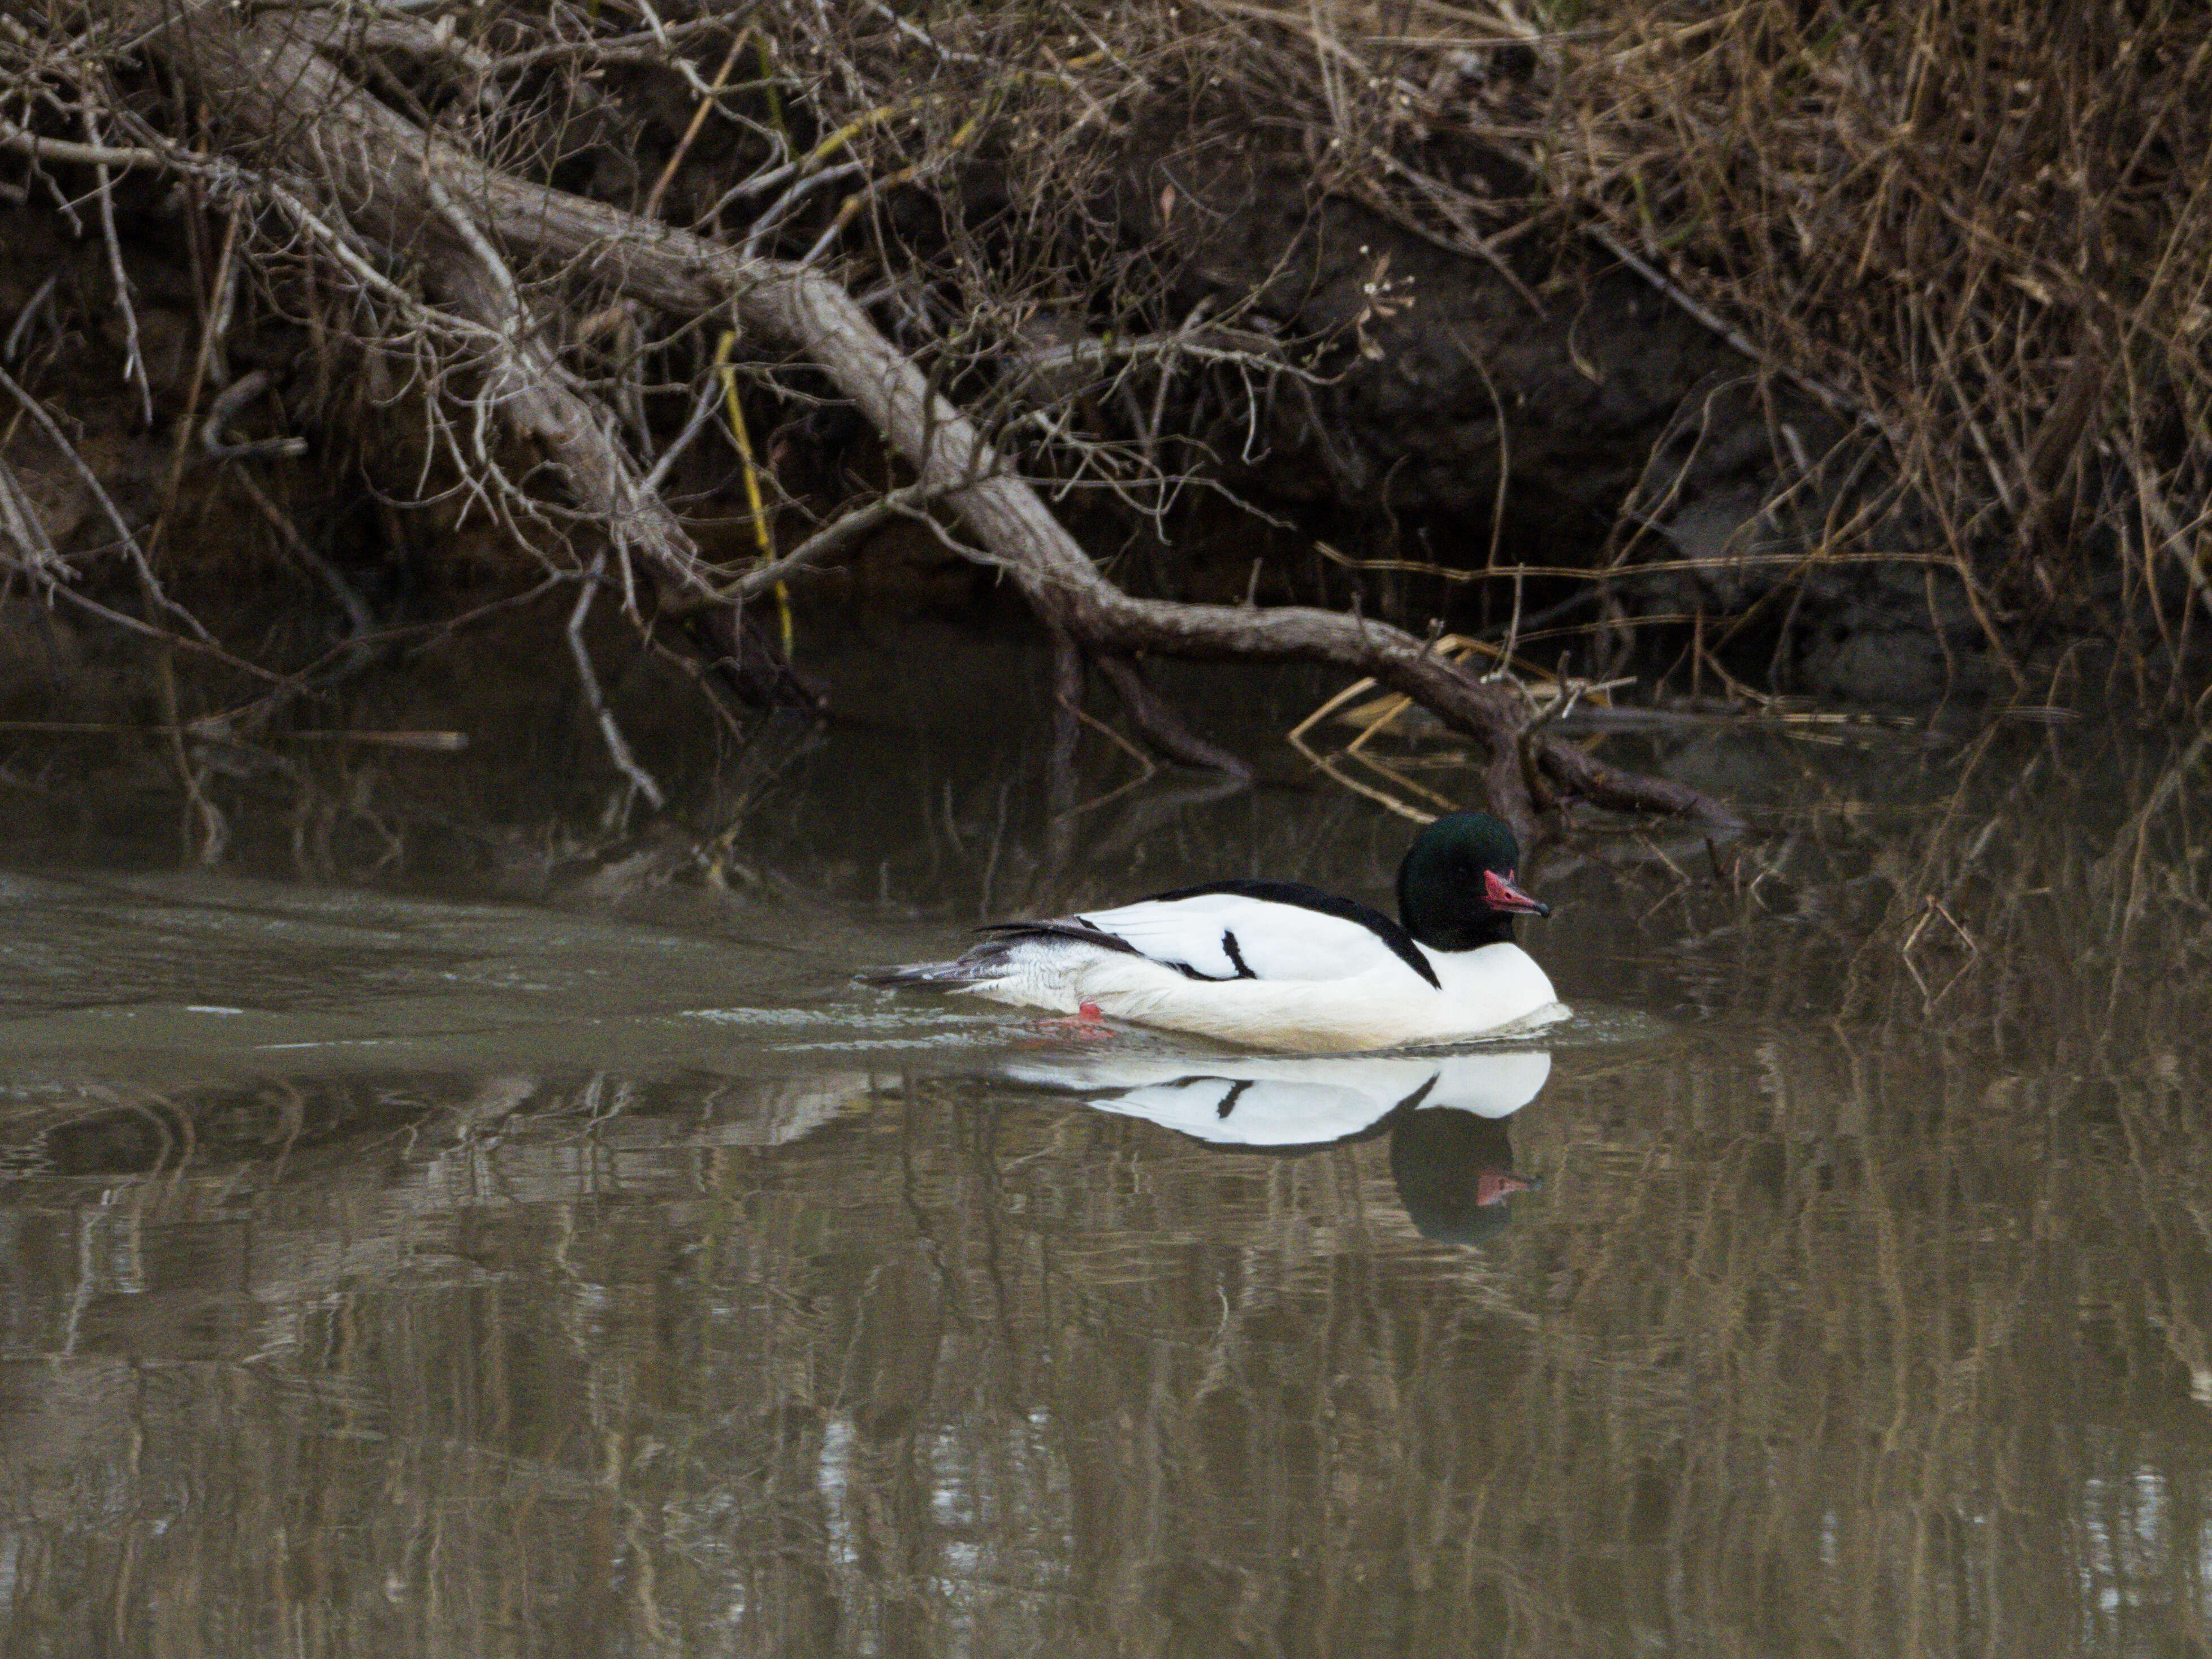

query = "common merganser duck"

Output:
[[867, 811, 1565, 1052]]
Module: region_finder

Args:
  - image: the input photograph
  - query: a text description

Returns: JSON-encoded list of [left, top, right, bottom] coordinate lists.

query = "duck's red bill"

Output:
[[1483, 868, 1550, 916]]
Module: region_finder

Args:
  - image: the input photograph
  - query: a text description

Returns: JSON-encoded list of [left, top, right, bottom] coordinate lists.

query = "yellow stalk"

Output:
[[713, 330, 792, 656]]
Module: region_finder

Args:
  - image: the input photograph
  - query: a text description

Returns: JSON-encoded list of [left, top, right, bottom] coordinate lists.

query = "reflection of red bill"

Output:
[[1475, 1168, 1535, 1207], [1483, 868, 1550, 916]]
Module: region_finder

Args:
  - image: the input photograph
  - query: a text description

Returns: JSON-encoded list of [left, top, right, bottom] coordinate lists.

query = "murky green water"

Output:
[[3, 687, 2209, 1657]]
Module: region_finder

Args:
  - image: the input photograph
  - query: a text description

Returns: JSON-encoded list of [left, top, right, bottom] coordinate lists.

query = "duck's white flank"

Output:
[[894, 889, 1565, 1052]]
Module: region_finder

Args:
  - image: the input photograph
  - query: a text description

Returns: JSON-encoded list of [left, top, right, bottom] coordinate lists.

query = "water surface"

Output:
[[3, 692, 2208, 1657]]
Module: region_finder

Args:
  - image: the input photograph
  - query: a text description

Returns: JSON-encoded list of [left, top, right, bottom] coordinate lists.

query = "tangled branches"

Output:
[[0, 0, 1742, 848], [1191, 0, 2212, 701]]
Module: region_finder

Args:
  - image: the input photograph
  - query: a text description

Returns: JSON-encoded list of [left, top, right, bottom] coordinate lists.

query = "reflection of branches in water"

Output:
[[1518, 714, 2211, 1069], [6, 716, 2212, 1656], [8, 1030, 2212, 1653]]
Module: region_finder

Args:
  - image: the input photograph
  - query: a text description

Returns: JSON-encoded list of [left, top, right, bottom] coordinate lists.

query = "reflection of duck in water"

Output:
[[1388, 1106, 1531, 1246], [1006, 1049, 1548, 1243], [867, 813, 1564, 1052]]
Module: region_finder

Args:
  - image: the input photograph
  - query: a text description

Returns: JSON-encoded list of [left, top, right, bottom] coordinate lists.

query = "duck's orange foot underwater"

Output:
[[1024, 1001, 1115, 1042]]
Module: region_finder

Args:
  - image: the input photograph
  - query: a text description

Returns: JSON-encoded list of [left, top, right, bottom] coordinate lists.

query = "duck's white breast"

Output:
[[1059, 941, 1561, 1052], [1421, 942, 1561, 1036]]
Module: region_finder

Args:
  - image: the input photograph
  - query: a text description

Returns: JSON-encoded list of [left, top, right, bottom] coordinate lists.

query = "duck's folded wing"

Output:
[[1064, 885, 1431, 984]]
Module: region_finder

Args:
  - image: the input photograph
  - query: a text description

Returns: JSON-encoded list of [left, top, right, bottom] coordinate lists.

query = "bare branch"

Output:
[[567, 555, 667, 811], [0, 359, 214, 643], [202, 369, 309, 460], [0, 115, 162, 168], [728, 480, 939, 599], [124, 0, 1730, 835]]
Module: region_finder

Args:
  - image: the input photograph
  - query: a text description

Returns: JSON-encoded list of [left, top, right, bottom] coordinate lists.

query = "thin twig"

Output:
[[0, 359, 215, 642], [201, 369, 309, 460], [567, 556, 667, 811], [729, 482, 939, 599]]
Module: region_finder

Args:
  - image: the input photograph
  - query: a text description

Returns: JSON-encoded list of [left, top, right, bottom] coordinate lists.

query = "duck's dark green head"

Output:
[[1395, 811, 1548, 951]]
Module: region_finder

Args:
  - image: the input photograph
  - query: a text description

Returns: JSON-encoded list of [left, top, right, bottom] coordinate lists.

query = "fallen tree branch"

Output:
[[137, 1, 1735, 840], [1535, 736, 1741, 827]]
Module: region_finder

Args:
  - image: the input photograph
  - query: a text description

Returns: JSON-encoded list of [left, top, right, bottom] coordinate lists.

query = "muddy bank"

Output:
[[1099, 103, 2046, 705], [0, 150, 1983, 799], [0, 133, 1999, 711]]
